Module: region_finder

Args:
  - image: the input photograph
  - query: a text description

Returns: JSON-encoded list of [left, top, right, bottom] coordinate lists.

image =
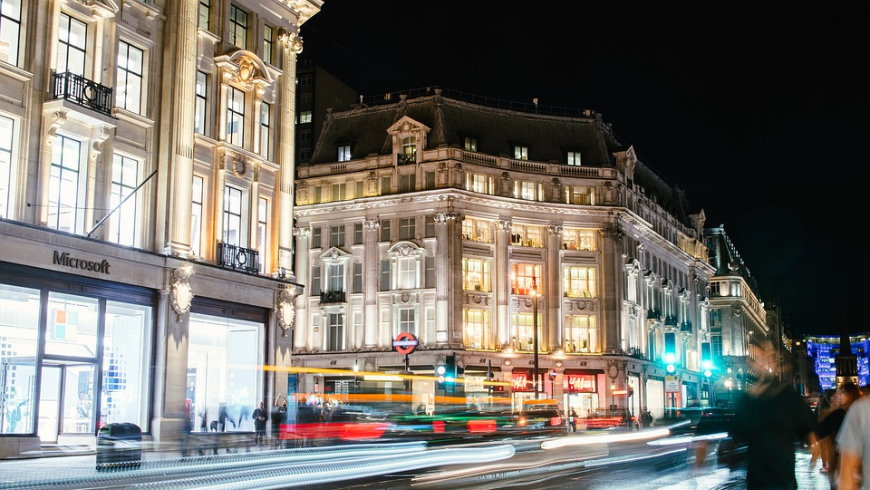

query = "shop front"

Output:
[[562, 370, 601, 418]]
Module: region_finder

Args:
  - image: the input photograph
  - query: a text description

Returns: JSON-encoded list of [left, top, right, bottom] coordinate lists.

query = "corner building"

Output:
[[0, 0, 321, 457], [292, 89, 715, 420]]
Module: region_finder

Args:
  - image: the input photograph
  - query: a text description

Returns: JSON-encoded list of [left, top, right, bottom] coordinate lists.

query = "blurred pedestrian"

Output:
[[253, 401, 267, 447], [816, 389, 836, 471], [731, 341, 817, 490], [814, 383, 861, 488], [836, 392, 870, 490]]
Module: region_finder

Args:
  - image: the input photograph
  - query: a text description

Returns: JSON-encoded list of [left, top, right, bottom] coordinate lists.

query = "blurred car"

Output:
[[577, 409, 636, 430]]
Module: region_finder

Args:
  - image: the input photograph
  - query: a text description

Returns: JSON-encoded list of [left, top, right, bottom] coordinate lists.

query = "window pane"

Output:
[[102, 301, 152, 429], [0, 0, 22, 65], [0, 283, 39, 434], [189, 313, 262, 432], [0, 114, 13, 218], [46, 292, 98, 357]]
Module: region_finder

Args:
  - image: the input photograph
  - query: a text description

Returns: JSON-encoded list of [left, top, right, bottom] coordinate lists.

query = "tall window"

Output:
[[259, 102, 270, 159], [379, 259, 390, 291], [116, 41, 143, 114], [397, 307, 415, 337], [464, 137, 477, 152], [331, 183, 345, 202], [567, 151, 582, 166], [565, 315, 597, 353], [563, 266, 596, 298], [512, 312, 540, 352], [511, 263, 541, 295], [0, 0, 22, 66], [711, 335, 722, 360], [462, 258, 490, 292], [191, 175, 204, 256], [399, 217, 415, 240], [400, 136, 416, 162], [425, 256, 435, 289], [399, 173, 415, 192], [510, 224, 543, 247], [197, 0, 210, 29], [262, 26, 273, 64], [223, 185, 242, 247], [48, 134, 83, 233], [379, 219, 390, 242], [463, 308, 489, 349], [56, 13, 87, 76], [461, 217, 493, 243], [337, 144, 351, 162], [353, 223, 363, 244], [326, 263, 344, 292], [326, 313, 344, 351], [564, 185, 594, 205], [514, 180, 543, 201], [466, 173, 493, 194], [562, 228, 597, 251], [109, 154, 139, 246], [194, 71, 207, 135], [355, 181, 364, 199], [513, 145, 528, 160], [425, 216, 435, 238], [257, 197, 268, 273], [228, 5, 247, 49], [226, 86, 245, 147], [311, 226, 321, 248], [352, 262, 363, 293], [330, 225, 345, 247], [397, 257, 417, 289], [0, 114, 13, 218]]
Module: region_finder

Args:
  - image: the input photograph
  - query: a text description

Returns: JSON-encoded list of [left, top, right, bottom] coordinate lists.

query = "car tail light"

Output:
[[518, 416, 527, 427], [550, 416, 562, 426]]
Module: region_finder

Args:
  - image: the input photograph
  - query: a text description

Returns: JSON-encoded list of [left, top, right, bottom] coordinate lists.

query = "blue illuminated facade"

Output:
[[805, 334, 870, 389]]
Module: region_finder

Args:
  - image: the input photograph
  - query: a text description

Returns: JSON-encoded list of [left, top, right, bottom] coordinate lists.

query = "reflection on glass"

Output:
[[102, 302, 152, 429], [0, 283, 39, 434], [38, 366, 60, 442], [188, 313, 261, 433], [63, 364, 94, 434], [46, 292, 98, 357]]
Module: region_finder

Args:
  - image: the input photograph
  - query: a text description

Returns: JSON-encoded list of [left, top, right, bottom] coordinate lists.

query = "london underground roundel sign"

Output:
[[393, 332, 419, 355]]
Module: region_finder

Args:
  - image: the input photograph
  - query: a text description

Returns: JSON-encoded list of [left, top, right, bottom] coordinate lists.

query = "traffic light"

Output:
[[444, 354, 456, 383], [664, 332, 676, 373]]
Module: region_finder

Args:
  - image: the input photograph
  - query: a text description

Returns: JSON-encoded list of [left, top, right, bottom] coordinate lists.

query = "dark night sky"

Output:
[[299, 1, 869, 336]]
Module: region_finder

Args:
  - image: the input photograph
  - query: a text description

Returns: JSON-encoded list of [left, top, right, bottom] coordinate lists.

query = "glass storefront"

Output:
[[188, 313, 263, 433], [0, 275, 153, 438]]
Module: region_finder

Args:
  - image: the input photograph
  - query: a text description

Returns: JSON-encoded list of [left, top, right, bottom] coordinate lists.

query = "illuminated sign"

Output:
[[512, 372, 533, 392], [564, 374, 596, 393]]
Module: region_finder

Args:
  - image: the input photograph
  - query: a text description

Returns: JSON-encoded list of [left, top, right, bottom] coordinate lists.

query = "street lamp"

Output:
[[532, 275, 540, 400]]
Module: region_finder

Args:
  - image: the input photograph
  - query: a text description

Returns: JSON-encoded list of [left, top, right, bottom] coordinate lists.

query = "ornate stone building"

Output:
[[292, 88, 714, 419], [0, 0, 320, 457]]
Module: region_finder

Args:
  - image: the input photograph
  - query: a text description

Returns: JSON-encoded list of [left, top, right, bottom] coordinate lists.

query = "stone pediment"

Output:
[[215, 50, 277, 87], [387, 241, 424, 257], [319, 247, 351, 262], [386, 116, 431, 136]]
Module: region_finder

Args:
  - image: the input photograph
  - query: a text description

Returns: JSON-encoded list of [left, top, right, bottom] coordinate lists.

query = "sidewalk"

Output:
[[709, 446, 833, 490]]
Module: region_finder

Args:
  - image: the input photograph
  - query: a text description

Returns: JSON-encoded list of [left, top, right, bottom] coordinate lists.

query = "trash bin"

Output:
[[96, 422, 142, 471]]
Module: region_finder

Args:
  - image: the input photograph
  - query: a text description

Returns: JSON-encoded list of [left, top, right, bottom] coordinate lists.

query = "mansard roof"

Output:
[[310, 91, 624, 165]]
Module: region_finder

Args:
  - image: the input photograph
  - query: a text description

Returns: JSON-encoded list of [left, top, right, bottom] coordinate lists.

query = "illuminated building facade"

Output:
[[0, 0, 321, 458], [291, 88, 714, 420], [805, 334, 870, 389]]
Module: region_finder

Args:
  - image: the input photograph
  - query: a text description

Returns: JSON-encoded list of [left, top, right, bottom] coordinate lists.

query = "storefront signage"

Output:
[[392, 332, 418, 355], [53, 251, 111, 274], [512, 372, 532, 391], [665, 375, 680, 393], [564, 374, 596, 393]]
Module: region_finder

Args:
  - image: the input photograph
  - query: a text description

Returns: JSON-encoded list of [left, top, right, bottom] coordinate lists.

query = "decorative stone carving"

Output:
[[276, 284, 299, 337], [363, 218, 380, 232], [170, 265, 194, 316]]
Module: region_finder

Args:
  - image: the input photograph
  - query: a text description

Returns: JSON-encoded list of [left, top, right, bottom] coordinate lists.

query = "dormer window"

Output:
[[464, 137, 477, 152], [337, 144, 351, 162], [399, 136, 416, 164], [567, 151, 582, 166], [513, 145, 528, 160], [387, 116, 430, 166]]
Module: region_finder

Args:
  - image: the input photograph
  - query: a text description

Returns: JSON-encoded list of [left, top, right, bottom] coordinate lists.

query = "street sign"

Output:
[[392, 332, 419, 355], [665, 375, 680, 393]]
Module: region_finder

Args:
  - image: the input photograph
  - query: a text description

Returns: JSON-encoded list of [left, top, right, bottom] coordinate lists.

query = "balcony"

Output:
[[664, 315, 678, 327], [680, 321, 693, 333], [397, 153, 416, 165], [216, 242, 260, 274], [320, 290, 347, 304], [51, 71, 113, 116]]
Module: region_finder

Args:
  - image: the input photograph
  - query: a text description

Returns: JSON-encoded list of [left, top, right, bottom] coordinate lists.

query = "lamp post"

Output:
[[532, 275, 540, 399]]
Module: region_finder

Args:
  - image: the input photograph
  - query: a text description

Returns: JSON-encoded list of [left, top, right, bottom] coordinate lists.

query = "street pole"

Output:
[[533, 275, 540, 400]]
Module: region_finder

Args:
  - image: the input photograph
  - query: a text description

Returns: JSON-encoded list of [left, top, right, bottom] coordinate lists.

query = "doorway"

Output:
[[38, 363, 96, 443]]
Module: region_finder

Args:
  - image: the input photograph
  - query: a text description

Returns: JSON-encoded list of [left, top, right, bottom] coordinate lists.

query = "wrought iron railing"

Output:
[[397, 153, 416, 165], [216, 242, 260, 274], [680, 321, 693, 333], [51, 71, 113, 116], [320, 290, 347, 303]]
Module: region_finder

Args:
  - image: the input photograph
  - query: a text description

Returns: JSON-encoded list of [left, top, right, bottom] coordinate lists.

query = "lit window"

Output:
[[263, 25, 273, 64], [0, 0, 22, 65], [567, 151, 581, 166], [228, 5, 247, 49], [513, 145, 528, 160], [222, 185, 243, 247], [0, 114, 14, 218], [514, 180, 543, 201], [326, 313, 344, 350], [399, 136, 416, 163], [194, 71, 207, 135], [298, 111, 312, 124], [465, 173, 493, 194], [191, 175, 204, 256], [510, 224, 543, 248], [464, 137, 477, 152], [462, 258, 491, 291], [116, 41, 144, 114], [562, 228, 597, 251], [337, 144, 351, 162], [257, 197, 268, 272], [197, 0, 210, 29], [259, 102, 270, 159], [565, 315, 597, 353], [397, 307, 416, 337], [461, 217, 493, 243], [463, 308, 489, 350], [563, 266, 596, 298], [326, 263, 344, 292], [564, 185, 594, 205], [48, 134, 84, 234], [56, 13, 87, 77], [109, 154, 140, 246], [225, 86, 245, 147], [511, 312, 541, 352], [331, 183, 345, 202], [511, 263, 541, 295], [397, 257, 417, 289]]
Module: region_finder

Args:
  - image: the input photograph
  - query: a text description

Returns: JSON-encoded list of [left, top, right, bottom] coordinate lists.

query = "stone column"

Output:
[[601, 222, 625, 354], [546, 224, 563, 350], [363, 218, 380, 347], [495, 219, 511, 347], [160, 0, 198, 256], [434, 210, 459, 345], [275, 29, 304, 275], [292, 226, 310, 350]]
